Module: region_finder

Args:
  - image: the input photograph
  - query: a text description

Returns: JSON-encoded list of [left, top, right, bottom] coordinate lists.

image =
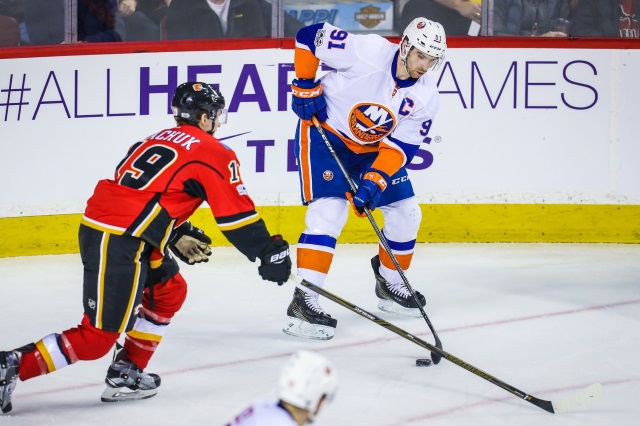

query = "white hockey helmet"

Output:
[[277, 351, 338, 420], [400, 17, 447, 71]]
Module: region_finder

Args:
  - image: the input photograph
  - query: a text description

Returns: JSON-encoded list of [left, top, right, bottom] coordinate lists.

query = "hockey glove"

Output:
[[258, 235, 292, 286], [168, 221, 213, 265], [347, 169, 389, 216], [291, 78, 328, 122]]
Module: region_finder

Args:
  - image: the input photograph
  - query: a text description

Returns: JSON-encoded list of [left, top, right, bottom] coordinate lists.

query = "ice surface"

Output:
[[1, 243, 638, 425]]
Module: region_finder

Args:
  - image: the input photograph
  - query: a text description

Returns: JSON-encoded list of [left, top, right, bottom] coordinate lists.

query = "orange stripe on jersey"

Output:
[[379, 249, 413, 270], [297, 248, 334, 274], [299, 121, 313, 203], [371, 143, 405, 177], [295, 47, 320, 79], [322, 123, 379, 154]]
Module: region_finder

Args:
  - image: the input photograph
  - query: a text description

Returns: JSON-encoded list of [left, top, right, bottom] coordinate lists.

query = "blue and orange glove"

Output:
[[291, 78, 327, 121], [346, 169, 389, 217]]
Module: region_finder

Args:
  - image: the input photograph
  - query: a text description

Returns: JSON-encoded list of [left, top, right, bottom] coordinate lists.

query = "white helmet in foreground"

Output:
[[278, 350, 338, 421], [400, 17, 447, 71]]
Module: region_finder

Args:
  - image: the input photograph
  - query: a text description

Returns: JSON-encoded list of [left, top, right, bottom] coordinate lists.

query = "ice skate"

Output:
[[372, 255, 426, 317], [0, 351, 20, 414], [101, 344, 161, 402], [283, 288, 337, 340]]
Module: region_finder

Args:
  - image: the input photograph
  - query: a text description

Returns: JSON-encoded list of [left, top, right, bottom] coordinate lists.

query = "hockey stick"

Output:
[[310, 115, 444, 364], [291, 274, 604, 414]]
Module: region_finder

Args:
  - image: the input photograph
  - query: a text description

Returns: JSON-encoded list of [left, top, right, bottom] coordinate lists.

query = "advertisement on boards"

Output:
[[0, 46, 639, 218]]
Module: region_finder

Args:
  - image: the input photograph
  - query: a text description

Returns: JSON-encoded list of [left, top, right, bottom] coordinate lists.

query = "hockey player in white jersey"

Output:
[[283, 18, 446, 340], [225, 350, 338, 425]]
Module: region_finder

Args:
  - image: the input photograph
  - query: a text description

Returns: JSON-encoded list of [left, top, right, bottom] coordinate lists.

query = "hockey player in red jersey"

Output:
[[0, 82, 292, 413], [283, 18, 446, 340]]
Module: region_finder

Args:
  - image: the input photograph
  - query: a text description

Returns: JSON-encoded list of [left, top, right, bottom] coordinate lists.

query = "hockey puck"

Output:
[[415, 358, 432, 367]]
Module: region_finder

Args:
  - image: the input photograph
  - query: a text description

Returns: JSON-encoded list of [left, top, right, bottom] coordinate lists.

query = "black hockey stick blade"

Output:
[[291, 274, 604, 413]]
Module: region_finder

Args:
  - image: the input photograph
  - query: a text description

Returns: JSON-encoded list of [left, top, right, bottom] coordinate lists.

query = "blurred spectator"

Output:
[[118, 0, 164, 40], [0, 0, 30, 44], [23, 0, 125, 45], [400, 0, 482, 36], [166, 0, 262, 39], [166, 0, 301, 40], [568, 0, 580, 17], [493, 0, 570, 36], [571, 0, 640, 37], [138, 0, 169, 25], [0, 0, 23, 20]]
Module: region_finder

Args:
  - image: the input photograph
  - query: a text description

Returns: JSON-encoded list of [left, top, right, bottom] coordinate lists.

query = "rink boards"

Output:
[[0, 38, 638, 256]]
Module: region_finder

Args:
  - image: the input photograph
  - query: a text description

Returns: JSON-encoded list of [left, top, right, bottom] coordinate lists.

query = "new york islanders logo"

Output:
[[349, 103, 396, 143]]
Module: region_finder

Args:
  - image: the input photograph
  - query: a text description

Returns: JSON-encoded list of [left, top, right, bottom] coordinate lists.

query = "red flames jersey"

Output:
[[82, 124, 264, 253]]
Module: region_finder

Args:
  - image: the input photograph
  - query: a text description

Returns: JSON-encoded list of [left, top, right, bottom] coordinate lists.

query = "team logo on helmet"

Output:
[[417, 21, 426, 29], [348, 103, 396, 143], [192, 83, 204, 91]]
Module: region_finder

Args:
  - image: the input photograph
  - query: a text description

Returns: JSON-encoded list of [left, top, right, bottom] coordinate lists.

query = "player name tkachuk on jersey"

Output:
[[148, 129, 202, 150]]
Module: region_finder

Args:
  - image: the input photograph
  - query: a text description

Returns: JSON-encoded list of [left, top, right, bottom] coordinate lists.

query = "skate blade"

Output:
[[283, 317, 335, 340], [100, 386, 158, 402], [378, 299, 423, 318]]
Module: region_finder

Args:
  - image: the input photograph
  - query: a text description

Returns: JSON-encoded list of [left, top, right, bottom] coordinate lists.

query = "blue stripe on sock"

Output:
[[383, 232, 416, 252], [298, 233, 337, 249]]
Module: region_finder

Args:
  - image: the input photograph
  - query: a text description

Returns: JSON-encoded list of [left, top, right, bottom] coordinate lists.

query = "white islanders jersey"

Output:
[[225, 399, 297, 426], [295, 22, 440, 167]]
